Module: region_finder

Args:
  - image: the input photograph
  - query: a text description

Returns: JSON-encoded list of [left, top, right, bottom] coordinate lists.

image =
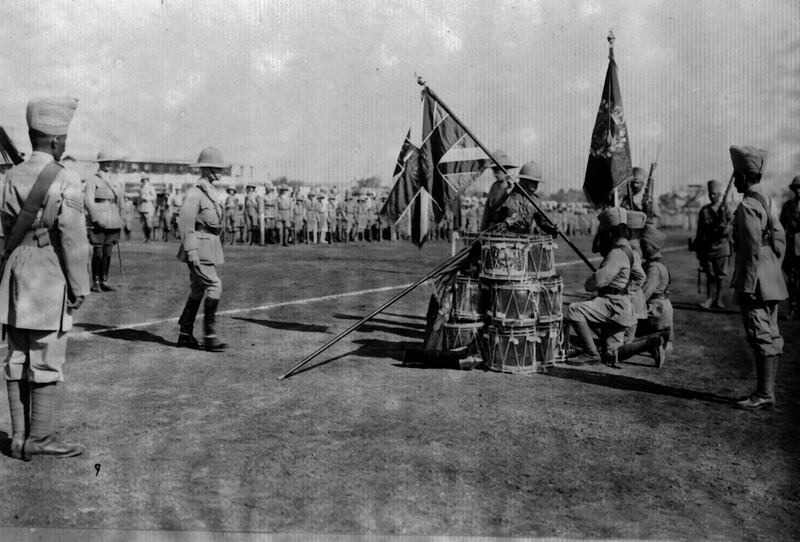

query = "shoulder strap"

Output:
[[98, 172, 120, 201], [5, 161, 63, 256], [745, 190, 778, 256]]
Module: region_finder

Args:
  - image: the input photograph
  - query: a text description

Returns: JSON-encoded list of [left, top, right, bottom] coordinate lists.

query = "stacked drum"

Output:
[[443, 234, 565, 373]]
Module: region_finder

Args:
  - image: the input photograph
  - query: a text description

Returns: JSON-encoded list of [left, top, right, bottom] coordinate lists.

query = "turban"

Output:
[[641, 224, 666, 250], [632, 167, 647, 182], [598, 207, 627, 232], [626, 210, 647, 230], [26, 96, 78, 135], [790, 176, 800, 189], [707, 179, 722, 193], [730, 145, 767, 176]]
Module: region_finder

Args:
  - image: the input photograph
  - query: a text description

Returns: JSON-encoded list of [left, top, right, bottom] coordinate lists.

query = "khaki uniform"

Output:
[[177, 178, 224, 300], [0, 152, 90, 382], [732, 184, 788, 356], [84, 171, 123, 230], [641, 254, 673, 337], [481, 179, 512, 230], [695, 202, 733, 278]]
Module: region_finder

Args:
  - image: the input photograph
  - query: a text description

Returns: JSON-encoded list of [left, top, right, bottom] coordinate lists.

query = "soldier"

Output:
[[223, 188, 240, 244], [137, 176, 156, 242], [501, 160, 559, 236], [565, 208, 640, 366], [263, 185, 277, 244], [317, 190, 330, 244], [345, 190, 359, 242], [481, 150, 518, 230], [84, 150, 123, 292], [304, 189, 317, 244], [1, 96, 90, 460], [729, 145, 788, 410], [157, 190, 172, 242], [121, 196, 134, 241], [779, 176, 800, 319], [170, 186, 185, 240], [292, 189, 306, 245], [276, 185, 293, 246], [176, 147, 228, 352], [624, 210, 648, 343], [244, 184, 260, 245], [336, 192, 350, 244], [694, 179, 733, 309], [620, 167, 646, 212]]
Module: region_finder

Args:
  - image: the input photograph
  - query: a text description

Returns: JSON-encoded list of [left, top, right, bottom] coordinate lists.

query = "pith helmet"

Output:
[[192, 146, 228, 168], [95, 150, 115, 163], [488, 149, 516, 170], [518, 160, 543, 182]]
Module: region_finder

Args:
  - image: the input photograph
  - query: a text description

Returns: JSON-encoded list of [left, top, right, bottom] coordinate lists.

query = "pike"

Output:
[[642, 144, 661, 219], [278, 78, 595, 381]]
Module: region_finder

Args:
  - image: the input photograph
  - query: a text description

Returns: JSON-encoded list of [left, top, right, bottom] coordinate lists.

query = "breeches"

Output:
[[739, 297, 783, 356], [188, 263, 222, 301], [89, 228, 120, 257], [567, 297, 627, 351], [3, 326, 68, 383], [700, 256, 729, 279]]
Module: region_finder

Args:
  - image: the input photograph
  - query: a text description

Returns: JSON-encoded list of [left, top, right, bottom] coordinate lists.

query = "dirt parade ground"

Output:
[[0, 233, 798, 540]]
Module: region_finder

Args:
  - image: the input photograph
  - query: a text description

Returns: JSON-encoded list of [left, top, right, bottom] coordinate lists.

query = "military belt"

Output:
[[598, 286, 628, 296], [650, 293, 669, 300], [195, 223, 221, 235]]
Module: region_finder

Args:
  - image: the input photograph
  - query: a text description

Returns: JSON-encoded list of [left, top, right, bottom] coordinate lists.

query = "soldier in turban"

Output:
[[694, 179, 733, 309]]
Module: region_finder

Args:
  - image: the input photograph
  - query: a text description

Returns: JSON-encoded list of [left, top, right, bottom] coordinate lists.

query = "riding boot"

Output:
[[7, 380, 30, 460], [23, 382, 85, 460], [566, 320, 601, 365], [203, 297, 227, 352], [736, 355, 777, 410], [91, 253, 102, 292], [177, 296, 202, 348], [100, 254, 115, 291]]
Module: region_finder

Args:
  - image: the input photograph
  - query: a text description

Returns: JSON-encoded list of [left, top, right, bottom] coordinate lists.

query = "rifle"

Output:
[[643, 145, 660, 219], [717, 173, 736, 224]]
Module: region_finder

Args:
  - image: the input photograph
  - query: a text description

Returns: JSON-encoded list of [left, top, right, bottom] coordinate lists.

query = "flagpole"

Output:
[[417, 77, 596, 272], [277, 223, 503, 380]]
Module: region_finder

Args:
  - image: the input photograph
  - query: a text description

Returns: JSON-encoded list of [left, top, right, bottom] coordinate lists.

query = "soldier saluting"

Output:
[[1, 97, 91, 460], [176, 147, 228, 352], [729, 145, 788, 410]]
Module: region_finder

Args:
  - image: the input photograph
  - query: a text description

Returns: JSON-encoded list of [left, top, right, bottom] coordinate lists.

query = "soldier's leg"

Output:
[[195, 264, 226, 352], [4, 327, 31, 460], [737, 299, 783, 409], [90, 243, 103, 292], [100, 232, 119, 291], [177, 264, 206, 348], [564, 300, 606, 365], [21, 329, 85, 459]]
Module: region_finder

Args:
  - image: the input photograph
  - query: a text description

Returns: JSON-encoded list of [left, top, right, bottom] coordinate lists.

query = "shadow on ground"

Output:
[[231, 317, 330, 334]]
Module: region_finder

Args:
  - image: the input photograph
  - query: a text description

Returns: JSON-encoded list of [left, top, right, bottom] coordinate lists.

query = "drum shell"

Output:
[[488, 281, 539, 327], [527, 236, 556, 279], [479, 237, 532, 281], [484, 325, 540, 374], [537, 276, 564, 322], [452, 276, 489, 322], [443, 321, 487, 359], [535, 317, 564, 367]]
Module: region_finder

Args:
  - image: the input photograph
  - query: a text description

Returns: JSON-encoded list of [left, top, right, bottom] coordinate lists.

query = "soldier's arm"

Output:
[[57, 172, 91, 299], [83, 177, 99, 225], [630, 252, 646, 287], [178, 189, 201, 257], [641, 262, 660, 299], [737, 202, 761, 294], [585, 250, 624, 292]]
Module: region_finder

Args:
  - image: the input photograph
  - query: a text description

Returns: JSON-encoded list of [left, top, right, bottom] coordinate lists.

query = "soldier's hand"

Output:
[[67, 296, 85, 315], [188, 252, 201, 267]]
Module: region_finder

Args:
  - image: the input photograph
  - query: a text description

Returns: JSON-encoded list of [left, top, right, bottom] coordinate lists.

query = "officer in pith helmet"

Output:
[[85, 150, 124, 292], [176, 147, 228, 352], [1, 96, 90, 460], [729, 145, 788, 409], [501, 159, 559, 236], [480, 150, 518, 230]]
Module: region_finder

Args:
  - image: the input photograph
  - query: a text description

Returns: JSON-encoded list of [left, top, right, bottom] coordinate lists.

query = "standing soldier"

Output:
[[317, 190, 330, 244], [176, 147, 228, 352], [137, 176, 156, 242], [779, 176, 800, 319], [263, 185, 277, 244], [694, 179, 733, 309], [223, 188, 240, 244], [729, 145, 788, 410], [170, 186, 185, 240], [276, 185, 293, 246], [292, 189, 306, 245], [244, 184, 260, 245], [157, 190, 172, 242], [481, 151, 518, 230], [1, 96, 90, 460], [336, 192, 349, 244], [345, 190, 359, 242], [121, 196, 134, 241], [84, 150, 123, 292]]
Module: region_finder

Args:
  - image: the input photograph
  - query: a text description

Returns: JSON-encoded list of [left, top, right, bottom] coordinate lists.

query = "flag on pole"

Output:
[[583, 46, 633, 209], [381, 88, 490, 247], [0, 127, 23, 167]]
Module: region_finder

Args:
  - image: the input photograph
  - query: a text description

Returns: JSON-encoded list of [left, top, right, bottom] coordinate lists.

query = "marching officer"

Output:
[[176, 147, 228, 352], [1, 96, 90, 460], [84, 150, 123, 292], [729, 145, 788, 410], [694, 179, 733, 309], [779, 176, 800, 319]]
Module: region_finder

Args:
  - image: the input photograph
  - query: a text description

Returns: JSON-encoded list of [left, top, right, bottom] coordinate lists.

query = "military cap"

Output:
[[789, 176, 800, 189], [518, 160, 543, 182], [626, 210, 647, 230], [730, 145, 767, 176], [192, 146, 228, 168], [488, 149, 517, 170], [707, 179, 723, 193], [26, 96, 78, 135], [641, 224, 666, 250], [598, 207, 627, 232]]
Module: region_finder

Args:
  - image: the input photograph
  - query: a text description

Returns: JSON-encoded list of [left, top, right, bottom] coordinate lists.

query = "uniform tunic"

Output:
[[732, 184, 787, 356], [177, 178, 224, 300], [779, 196, 800, 272], [640, 253, 674, 338], [481, 179, 512, 230], [277, 194, 293, 225], [224, 194, 241, 233], [501, 190, 556, 236], [138, 182, 157, 225], [695, 203, 733, 278], [0, 152, 90, 382], [244, 192, 261, 230], [84, 171, 123, 232]]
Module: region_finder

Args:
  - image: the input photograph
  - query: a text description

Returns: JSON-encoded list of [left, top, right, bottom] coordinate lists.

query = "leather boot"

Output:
[[23, 383, 85, 460], [100, 254, 115, 291], [90, 277, 102, 293], [736, 355, 776, 410], [203, 297, 227, 352], [7, 380, 30, 461], [177, 296, 202, 348], [566, 320, 601, 365]]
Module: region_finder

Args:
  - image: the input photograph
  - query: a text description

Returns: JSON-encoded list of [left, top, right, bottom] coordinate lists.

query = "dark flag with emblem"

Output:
[[583, 45, 633, 209], [381, 88, 489, 247]]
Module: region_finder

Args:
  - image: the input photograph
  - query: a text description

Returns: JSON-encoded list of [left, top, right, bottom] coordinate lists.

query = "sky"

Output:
[[2, 0, 798, 197]]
